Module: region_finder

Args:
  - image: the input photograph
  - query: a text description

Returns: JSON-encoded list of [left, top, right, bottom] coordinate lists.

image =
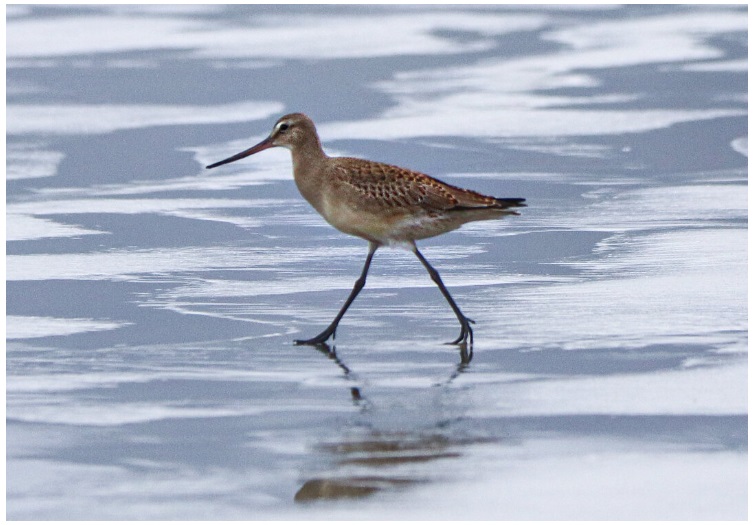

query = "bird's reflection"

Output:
[[436, 342, 473, 387], [458, 342, 473, 367], [295, 342, 479, 502], [311, 343, 366, 406], [313, 341, 472, 373], [310, 341, 472, 402], [312, 343, 352, 376]]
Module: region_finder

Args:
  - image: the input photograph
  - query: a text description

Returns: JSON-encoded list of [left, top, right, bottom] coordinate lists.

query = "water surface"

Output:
[[6, 4, 747, 520]]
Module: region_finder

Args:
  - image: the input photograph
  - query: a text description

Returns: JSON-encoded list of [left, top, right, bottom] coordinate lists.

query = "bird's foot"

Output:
[[447, 317, 475, 346], [294, 326, 336, 346]]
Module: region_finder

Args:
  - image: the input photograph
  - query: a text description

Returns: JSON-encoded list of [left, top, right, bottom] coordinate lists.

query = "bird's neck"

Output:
[[290, 138, 329, 214]]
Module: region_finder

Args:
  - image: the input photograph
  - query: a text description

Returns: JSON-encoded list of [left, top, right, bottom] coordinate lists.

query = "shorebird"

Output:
[[207, 113, 524, 346]]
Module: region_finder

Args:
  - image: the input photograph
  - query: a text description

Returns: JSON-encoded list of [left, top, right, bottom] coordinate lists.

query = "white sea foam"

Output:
[[6, 316, 131, 339], [6, 214, 104, 242], [318, 9, 746, 140], [6, 142, 65, 180], [6, 102, 283, 136], [7, 11, 547, 60]]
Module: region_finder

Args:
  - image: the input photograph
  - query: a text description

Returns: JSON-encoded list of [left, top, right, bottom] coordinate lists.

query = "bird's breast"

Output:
[[317, 195, 464, 245], [318, 193, 395, 243]]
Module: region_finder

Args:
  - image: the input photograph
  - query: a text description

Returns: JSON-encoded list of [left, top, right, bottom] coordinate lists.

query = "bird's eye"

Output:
[[278, 123, 290, 132]]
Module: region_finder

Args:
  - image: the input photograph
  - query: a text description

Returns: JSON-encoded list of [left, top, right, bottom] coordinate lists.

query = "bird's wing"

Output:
[[331, 158, 508, 213]]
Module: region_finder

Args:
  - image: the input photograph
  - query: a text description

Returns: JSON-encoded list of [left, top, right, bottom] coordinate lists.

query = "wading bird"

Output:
[[207, 113, 524, 345]]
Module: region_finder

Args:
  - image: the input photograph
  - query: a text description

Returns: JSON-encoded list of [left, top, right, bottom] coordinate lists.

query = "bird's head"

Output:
[[206, 113, 316, 169]]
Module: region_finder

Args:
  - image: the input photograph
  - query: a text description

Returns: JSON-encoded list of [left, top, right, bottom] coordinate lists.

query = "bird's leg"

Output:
[[295, 243, 378, 346], [413, 246, 475, 345]]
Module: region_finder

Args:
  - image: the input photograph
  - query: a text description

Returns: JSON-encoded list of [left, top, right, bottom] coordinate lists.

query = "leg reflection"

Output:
[[297, 342, 482, 503], [310, 343, 366, 407], [459, 343, 473, 366]]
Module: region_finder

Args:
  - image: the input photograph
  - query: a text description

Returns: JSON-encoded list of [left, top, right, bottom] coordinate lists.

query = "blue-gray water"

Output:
[[6, 4, 747, 519]]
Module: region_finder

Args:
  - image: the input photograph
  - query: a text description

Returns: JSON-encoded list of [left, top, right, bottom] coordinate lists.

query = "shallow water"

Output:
[[6, 4, 747, 520]]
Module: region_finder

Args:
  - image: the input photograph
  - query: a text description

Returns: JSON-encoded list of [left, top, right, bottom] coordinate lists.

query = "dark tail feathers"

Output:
[[495, 197, 526, 208]]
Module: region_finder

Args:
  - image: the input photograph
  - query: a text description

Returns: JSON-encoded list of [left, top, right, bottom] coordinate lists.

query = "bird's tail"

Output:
[[494, 197, 526, 209]]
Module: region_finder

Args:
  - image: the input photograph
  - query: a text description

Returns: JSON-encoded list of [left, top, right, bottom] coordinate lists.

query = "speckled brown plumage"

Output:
[[206, 112, 525, 346], [330, 156, 522, 213], [319, 156, 524, 243]]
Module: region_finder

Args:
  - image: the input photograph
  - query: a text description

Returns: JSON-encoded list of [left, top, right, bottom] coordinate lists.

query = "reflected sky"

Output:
[[6, 4, 747, 520]]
